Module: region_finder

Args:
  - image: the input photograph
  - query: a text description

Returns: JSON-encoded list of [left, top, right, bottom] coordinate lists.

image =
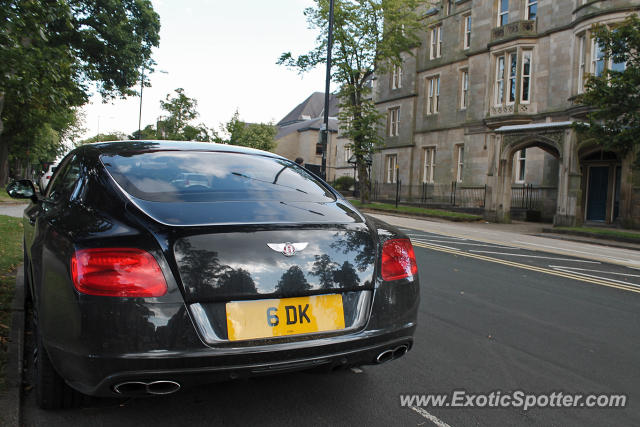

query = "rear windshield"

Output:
[[101, 151, 336, 203]]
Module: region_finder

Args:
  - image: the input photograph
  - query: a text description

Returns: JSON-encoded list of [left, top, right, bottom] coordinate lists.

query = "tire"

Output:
[[34, 308, 85, 409]]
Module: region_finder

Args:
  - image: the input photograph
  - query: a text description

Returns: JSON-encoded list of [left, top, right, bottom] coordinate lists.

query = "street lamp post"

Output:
[[321, 0, 335, 180], [138, 66, 144, 139], [138, 68, 168, 140]]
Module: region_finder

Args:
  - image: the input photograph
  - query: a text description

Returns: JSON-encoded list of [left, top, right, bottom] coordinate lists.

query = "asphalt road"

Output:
[[21, 227, 640, 426]]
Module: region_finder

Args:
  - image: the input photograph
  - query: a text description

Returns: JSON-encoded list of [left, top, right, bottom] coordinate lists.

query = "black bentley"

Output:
[[6, 141, 419, 409]]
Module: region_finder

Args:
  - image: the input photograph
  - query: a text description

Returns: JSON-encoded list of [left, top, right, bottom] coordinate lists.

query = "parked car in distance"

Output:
[[6, 140, 419, 410], [38, 164, 57, 193]]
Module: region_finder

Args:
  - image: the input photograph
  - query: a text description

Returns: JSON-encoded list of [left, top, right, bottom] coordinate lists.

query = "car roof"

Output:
[[77, 140, 285, 160]]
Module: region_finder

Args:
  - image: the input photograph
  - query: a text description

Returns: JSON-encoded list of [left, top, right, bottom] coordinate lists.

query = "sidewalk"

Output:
[[368, 212, 640, 268]]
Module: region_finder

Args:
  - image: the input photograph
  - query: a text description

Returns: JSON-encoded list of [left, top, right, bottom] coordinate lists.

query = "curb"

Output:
[[0, 266, 24, 426], [357, 207, 482, 223], [542, 228, 640, 247]]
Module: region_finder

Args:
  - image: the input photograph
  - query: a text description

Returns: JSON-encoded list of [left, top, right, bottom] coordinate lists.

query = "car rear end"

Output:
[[46, 143, 419, 398]]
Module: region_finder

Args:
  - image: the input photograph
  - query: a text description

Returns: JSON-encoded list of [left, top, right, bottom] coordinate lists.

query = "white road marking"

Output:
[[418, 239, 517, 249], [411, 240, 460, 250], [550, 267, 640, 287], [468, 250, 601, 263], [511, 241, 636, 263], [350, 367, 363, 374], [410, 406, 453, 427], [407, 234, 468, 241], [548, 265, 640, 278]]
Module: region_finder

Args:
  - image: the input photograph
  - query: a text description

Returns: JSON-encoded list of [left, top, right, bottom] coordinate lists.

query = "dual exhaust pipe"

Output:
[[113, 380, 181, 396], [375, 344, 409, 364]]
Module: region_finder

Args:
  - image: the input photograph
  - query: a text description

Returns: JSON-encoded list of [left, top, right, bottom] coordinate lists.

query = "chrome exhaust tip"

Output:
[[392, 344, 409, 359], [113, 381, 148, 395], [147, 380, 181, 395], [376, 349, 394, 364], [113, 380, 181, 396]]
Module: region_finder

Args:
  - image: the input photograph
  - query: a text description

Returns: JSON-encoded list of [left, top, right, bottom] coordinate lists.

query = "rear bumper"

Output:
[[49, 326, 415, 397], [44, 277, 419, 397]]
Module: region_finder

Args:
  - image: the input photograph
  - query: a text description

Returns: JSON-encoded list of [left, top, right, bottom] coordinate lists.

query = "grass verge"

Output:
[[554, 226, 640, 242], [0, 215, 23, 391], [0, 193, 15, 204], [349, 200, 482, 222]]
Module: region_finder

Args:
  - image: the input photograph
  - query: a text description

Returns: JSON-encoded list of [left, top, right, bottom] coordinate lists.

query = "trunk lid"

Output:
[[172, 223, 376, 302]]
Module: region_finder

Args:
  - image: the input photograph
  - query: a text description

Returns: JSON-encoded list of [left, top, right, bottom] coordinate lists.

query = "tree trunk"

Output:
[[358, 157, 370, 204], [0, 92, 8, 186]]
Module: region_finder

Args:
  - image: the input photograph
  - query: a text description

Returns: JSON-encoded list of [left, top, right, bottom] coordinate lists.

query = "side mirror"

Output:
[[6, 180, 38, 203]]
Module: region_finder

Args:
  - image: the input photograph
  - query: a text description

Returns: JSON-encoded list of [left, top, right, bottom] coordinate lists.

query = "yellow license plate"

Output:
[[226, 294, 345, 341]]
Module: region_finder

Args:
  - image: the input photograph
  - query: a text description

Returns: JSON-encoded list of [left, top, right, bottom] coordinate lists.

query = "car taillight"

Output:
[[46, 175, 51, 179], [71, 248, 167, 297], [381, 239, 418, 281]]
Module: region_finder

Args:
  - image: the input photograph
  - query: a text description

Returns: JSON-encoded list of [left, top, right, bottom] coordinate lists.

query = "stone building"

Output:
[[374, 0, 640, 227], [274, 92, 354, 181]]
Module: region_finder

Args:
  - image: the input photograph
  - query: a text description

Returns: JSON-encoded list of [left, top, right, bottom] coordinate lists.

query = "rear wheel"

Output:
[[34, 307, 85, 409]]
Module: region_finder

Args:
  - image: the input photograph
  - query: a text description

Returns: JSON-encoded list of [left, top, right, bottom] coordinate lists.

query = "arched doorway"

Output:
[[486, 123, 580, 226]]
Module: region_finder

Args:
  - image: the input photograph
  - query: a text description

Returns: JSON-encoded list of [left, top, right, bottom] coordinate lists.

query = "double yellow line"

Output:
[[412, 241, 640, 294]]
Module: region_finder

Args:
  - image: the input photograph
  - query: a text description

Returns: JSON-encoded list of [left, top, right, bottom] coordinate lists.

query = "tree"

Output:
[[76, 132, 129, 146], [158, 88, 212, 141], [214, 110, 277, 151], [278, 0, 429, 202], [574, 15, 640, 162], [0, 0, 160, 185]]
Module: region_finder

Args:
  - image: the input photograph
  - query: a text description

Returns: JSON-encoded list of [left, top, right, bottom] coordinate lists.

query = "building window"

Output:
[[391, 64, 402, 89], [460, 69, 469, 109], [344, 145, 352, 162], [495, 56, 505, 106], [578, 34, 586, 93], [521, 51, 532, 103], [515, 149, 526, 183], [430, 25, 442, 59], [386, 154, 398, 184], [445, 0, 453, 16], [315, 143, 323, 155], [591, 37, 605, 77], [463, 15, 472, 49], [498, 0, 509, 26], [426, 76, 440, 115], [507, 52, 517, 104], [456, 145, 464, 183], [526, 0, 537, 20], [388, 107, 400, 137], [423, 147, 436, 183]]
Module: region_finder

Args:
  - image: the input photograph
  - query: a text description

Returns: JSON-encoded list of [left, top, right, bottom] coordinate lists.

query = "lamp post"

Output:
[[138, 68, 168, 140], [321, 0, 335, 180], [138, 67, 144, 139]]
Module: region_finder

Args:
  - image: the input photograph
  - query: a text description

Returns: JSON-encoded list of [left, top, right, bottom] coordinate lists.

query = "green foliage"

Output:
[[0, 215, 24, 390], [0, 0, 161, 184], [278, 0, 429, 201], [157, 88, 212, 141], [214, 111, 277, 152], [333, 175, 355, 191], [573, 15, 640, 161], [76, 132, 128, 146], [349, 200, 482, 221]]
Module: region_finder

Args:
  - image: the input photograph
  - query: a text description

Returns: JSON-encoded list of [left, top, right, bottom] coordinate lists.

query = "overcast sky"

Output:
[[81, 0, 333, 139]]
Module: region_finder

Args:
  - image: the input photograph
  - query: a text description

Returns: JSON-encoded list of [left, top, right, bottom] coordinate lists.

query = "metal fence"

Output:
[[370, 181, 486, 208]]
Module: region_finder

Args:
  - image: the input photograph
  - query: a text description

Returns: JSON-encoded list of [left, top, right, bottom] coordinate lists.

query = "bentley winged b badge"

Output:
[[267, 242, 309, 257]]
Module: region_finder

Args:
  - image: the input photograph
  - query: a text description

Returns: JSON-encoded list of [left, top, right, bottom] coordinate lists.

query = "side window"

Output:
[[46, 155, 82, 201]]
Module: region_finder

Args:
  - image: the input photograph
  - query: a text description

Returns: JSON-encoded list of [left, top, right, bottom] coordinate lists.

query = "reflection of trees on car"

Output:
[[276, 266, 310, 295], [311, 254, 339, 289]]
